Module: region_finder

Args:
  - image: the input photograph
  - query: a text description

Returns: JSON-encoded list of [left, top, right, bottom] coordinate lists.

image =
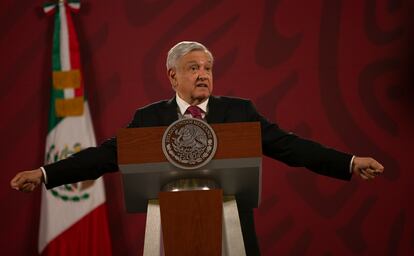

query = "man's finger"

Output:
[[21, 183, 29, 192], [365, 168, 381, 176], [21, 183, 36, 193], [361, 169, 375, 179], [13, 176, 29, 190], [365, 168, 375, 174], [10, 173, 24, 187], [359, 172, 370, 180], [368, 158, 384, 172]]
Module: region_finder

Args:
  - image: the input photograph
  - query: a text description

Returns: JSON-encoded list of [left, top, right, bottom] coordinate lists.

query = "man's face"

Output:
[[168, 50, 213, 105]]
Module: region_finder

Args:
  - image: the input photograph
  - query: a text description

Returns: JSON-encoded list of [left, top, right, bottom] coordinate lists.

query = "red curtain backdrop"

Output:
[[1, 0, 413, 255]]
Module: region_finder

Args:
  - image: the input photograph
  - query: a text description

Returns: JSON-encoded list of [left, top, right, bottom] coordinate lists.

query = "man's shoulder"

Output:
[[135, 96, 253, 112], [210, 95, 252, 105], [137, 98, 175, 112]]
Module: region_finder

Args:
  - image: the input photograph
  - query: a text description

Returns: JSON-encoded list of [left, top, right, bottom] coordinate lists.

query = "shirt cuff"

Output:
[[349, 155, 355, 173], [40, 167, 48, 184]]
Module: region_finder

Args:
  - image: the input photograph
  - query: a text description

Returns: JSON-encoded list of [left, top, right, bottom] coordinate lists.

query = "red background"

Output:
[[1, 0, 413, 255]]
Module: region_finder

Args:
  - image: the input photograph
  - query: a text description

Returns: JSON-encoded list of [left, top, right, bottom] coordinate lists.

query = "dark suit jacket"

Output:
[[44, 95, 353, 255]]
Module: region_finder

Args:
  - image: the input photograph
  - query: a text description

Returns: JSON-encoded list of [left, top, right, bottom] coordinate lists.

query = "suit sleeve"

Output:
[[43, 109, 143, 189], [245, 100, 352, 180]]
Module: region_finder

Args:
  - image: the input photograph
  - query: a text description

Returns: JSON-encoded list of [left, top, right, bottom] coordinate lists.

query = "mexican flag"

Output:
[[38, 1, 112, 255]]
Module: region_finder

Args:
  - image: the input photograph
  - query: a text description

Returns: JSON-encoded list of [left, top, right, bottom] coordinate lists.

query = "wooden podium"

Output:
[[117, 122, 262, 255]]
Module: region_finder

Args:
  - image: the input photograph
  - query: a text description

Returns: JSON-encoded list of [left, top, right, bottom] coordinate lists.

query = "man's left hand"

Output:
[[352, 157, 384, 180]]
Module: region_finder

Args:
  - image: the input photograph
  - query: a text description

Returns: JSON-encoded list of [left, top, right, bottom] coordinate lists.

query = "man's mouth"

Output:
[[196, 83, 208, 88]]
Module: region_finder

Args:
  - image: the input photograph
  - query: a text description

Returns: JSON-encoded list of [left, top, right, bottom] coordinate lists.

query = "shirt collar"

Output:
[[176, 93, 209, 115]]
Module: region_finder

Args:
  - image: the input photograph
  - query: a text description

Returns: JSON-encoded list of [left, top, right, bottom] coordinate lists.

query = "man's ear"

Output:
[[167, 68, 177, 89]]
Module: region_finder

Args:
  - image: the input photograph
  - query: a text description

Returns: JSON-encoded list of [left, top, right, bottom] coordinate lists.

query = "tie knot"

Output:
[[186, 105, 203, 119]]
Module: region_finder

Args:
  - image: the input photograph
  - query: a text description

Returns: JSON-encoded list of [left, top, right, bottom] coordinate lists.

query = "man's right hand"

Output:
[[10, 169, 43, 192]]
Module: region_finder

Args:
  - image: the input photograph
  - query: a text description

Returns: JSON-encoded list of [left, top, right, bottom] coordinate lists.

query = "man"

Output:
[[11, 41, 384, 255]]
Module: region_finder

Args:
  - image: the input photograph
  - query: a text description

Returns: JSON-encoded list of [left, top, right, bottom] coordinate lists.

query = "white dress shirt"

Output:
[[175, 93, 208, 119]]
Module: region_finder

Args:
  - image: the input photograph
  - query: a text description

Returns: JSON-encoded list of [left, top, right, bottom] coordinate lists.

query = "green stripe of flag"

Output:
[[52, 7, 61, 71], [49, 7, 63, 132], [48, 89, 64, 132]]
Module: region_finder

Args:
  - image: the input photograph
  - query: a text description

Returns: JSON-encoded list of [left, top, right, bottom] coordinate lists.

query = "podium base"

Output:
[[143, 196, 246, 256]]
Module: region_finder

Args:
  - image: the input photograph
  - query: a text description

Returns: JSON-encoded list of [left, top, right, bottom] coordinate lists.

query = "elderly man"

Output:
[[11, 41, 384, 255]]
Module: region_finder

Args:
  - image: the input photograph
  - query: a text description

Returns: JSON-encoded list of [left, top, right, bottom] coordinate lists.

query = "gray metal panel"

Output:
[[119, 157, 262, 212]]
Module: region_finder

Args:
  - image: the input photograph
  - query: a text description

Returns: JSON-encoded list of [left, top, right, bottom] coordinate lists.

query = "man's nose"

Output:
[[197, 74, 207, 81], [197, 69, 209, 80]]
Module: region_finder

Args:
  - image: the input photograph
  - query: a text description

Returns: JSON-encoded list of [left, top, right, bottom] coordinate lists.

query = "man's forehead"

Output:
[[184, 59, 213, 65], [180, 51, 213, 64]]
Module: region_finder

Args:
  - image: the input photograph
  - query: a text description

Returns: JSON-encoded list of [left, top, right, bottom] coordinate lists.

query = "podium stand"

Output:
[[117, 122, 262, 255]]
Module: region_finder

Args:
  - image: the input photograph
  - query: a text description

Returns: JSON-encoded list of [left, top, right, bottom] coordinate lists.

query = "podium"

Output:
[[117, 122, 262, 255]]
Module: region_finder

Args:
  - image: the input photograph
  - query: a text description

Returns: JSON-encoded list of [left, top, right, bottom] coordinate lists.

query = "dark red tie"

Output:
[[186, 105, 203, 119]]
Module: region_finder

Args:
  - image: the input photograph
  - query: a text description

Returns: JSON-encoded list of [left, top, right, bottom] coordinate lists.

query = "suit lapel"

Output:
[[205, 96, 227, 124], [160, 97, 179, 126]]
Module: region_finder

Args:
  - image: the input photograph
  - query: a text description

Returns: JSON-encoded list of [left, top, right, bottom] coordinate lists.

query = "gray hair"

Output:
[[166, 41, 214, 70]]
